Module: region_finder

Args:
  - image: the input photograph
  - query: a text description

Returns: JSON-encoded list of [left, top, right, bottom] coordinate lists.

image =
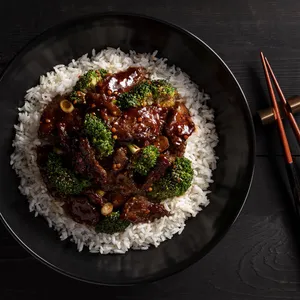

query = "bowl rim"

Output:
[[0, 12, 256, 285]]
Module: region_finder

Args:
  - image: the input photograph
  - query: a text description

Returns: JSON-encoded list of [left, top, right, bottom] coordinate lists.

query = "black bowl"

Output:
[[0, 13, 255, 285]]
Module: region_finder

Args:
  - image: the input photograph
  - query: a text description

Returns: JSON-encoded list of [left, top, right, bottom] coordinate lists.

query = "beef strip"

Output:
[[98, 67, 146, 97], [103, 170, 140, 197], [111, 106, 168, 143], [114, 171, 139, 196], [66, 196, 100, 226], [121, 196, 169, 223], [164, 103, 195, 151], [84, 190, 105, 207], [112, 147, 128, 172], [142, 155, 172, 191], [39, 95, 83, 140], [72, 137, 107, 185]]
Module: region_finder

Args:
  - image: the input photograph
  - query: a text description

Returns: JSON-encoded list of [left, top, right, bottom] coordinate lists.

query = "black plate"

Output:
[[0, 13, 255, 285]]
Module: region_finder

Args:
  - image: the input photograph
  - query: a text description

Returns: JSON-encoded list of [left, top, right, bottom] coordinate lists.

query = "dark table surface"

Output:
[[1, 0, 300, 299]]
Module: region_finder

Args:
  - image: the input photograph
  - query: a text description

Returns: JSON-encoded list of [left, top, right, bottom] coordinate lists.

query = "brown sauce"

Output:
[[111, 106, 168, 143], [37, 67, 195, 227], [99, 67, 146, 97]]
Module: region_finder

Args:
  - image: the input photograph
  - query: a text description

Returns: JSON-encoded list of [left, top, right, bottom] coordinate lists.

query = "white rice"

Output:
[[10, 48, 218, 254]]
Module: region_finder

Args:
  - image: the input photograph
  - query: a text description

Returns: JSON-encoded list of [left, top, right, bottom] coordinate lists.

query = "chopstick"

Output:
[[260, 52, 292, 163], [264, 58, 300, 146], [260, 52, 300, 218]]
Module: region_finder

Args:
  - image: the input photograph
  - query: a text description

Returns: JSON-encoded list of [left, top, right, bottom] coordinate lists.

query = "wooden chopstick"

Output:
[[260, 52, 293, 164], [260, 52, 300, 219], [264, 58, 300, 146]]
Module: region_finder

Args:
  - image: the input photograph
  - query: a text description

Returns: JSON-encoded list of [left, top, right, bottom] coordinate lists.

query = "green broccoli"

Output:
[[95, 211, 130, 234], [70, 69, 108, 104], [84, 113, 114, 158], [127, 144, 159, 176], [46, 152, 90, 195], [151, 79, 177, 107], [116, 81, 153, 110], [133, 81, 153, 103], [116, 92, 138, 110], [148, 157, 193, 201], [116, 80, 177, 109]]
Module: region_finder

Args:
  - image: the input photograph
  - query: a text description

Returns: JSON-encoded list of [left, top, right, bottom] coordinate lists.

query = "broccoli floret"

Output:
[[151, 79, 177, 107], [148, 157, 193, 201], [128, 145, 159, 176], [76, 69, 107, 92], [84, 113, 114, 158], [133, 81, 153, 104], [116, 80, 177, 109], [95, 211, 130, 234], [46, 152, 90, 195], [116, 92, 139, 110], [98, 69, 108, 78], [116, 81, 153, 110], [151, 80, 176, 97], [70, 69, 107, 104]]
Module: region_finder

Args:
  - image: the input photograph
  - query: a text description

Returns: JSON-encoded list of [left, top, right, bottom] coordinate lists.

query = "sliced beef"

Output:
[[38, 95, 83, 140], [104, 171, 140, 197], [142, 155, 172, 191], [73, 137, 107, 185], [112, 147, 128, 172], [168, 142, 187, 158], [98, 67, 146, 96], [114, 172, 139, 196], [111, 106, 168, 143], [84, 190, 105, 207], [66, 196, 100, 226], [165, 103, 195, 148], [121, 196, 169, 223]]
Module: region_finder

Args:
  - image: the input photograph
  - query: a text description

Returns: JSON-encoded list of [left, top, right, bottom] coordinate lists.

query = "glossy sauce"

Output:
[[39, 96, 83, 138], [37, 67, 195, 226], [112, 106, 168, 143], [165, 103, 195, 146], [99, 67, 146, 97], [121, 196, 169, 223]]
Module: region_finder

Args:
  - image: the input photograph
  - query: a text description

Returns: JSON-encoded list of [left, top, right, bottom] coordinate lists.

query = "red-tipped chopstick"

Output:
[[260, 52, 300, 218], [264, 58, 300, 146], [260, 52, 292, 163]]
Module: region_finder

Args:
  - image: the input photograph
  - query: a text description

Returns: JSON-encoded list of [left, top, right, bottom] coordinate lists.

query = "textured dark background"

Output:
[[1, 0, 300, 299]]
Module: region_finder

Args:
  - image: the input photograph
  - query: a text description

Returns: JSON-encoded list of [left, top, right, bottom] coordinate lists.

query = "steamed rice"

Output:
[[10, 48, 218, 254]]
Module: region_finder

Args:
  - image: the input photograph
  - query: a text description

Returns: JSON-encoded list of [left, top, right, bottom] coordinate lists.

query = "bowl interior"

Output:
[[0, 14, 255, 285]]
